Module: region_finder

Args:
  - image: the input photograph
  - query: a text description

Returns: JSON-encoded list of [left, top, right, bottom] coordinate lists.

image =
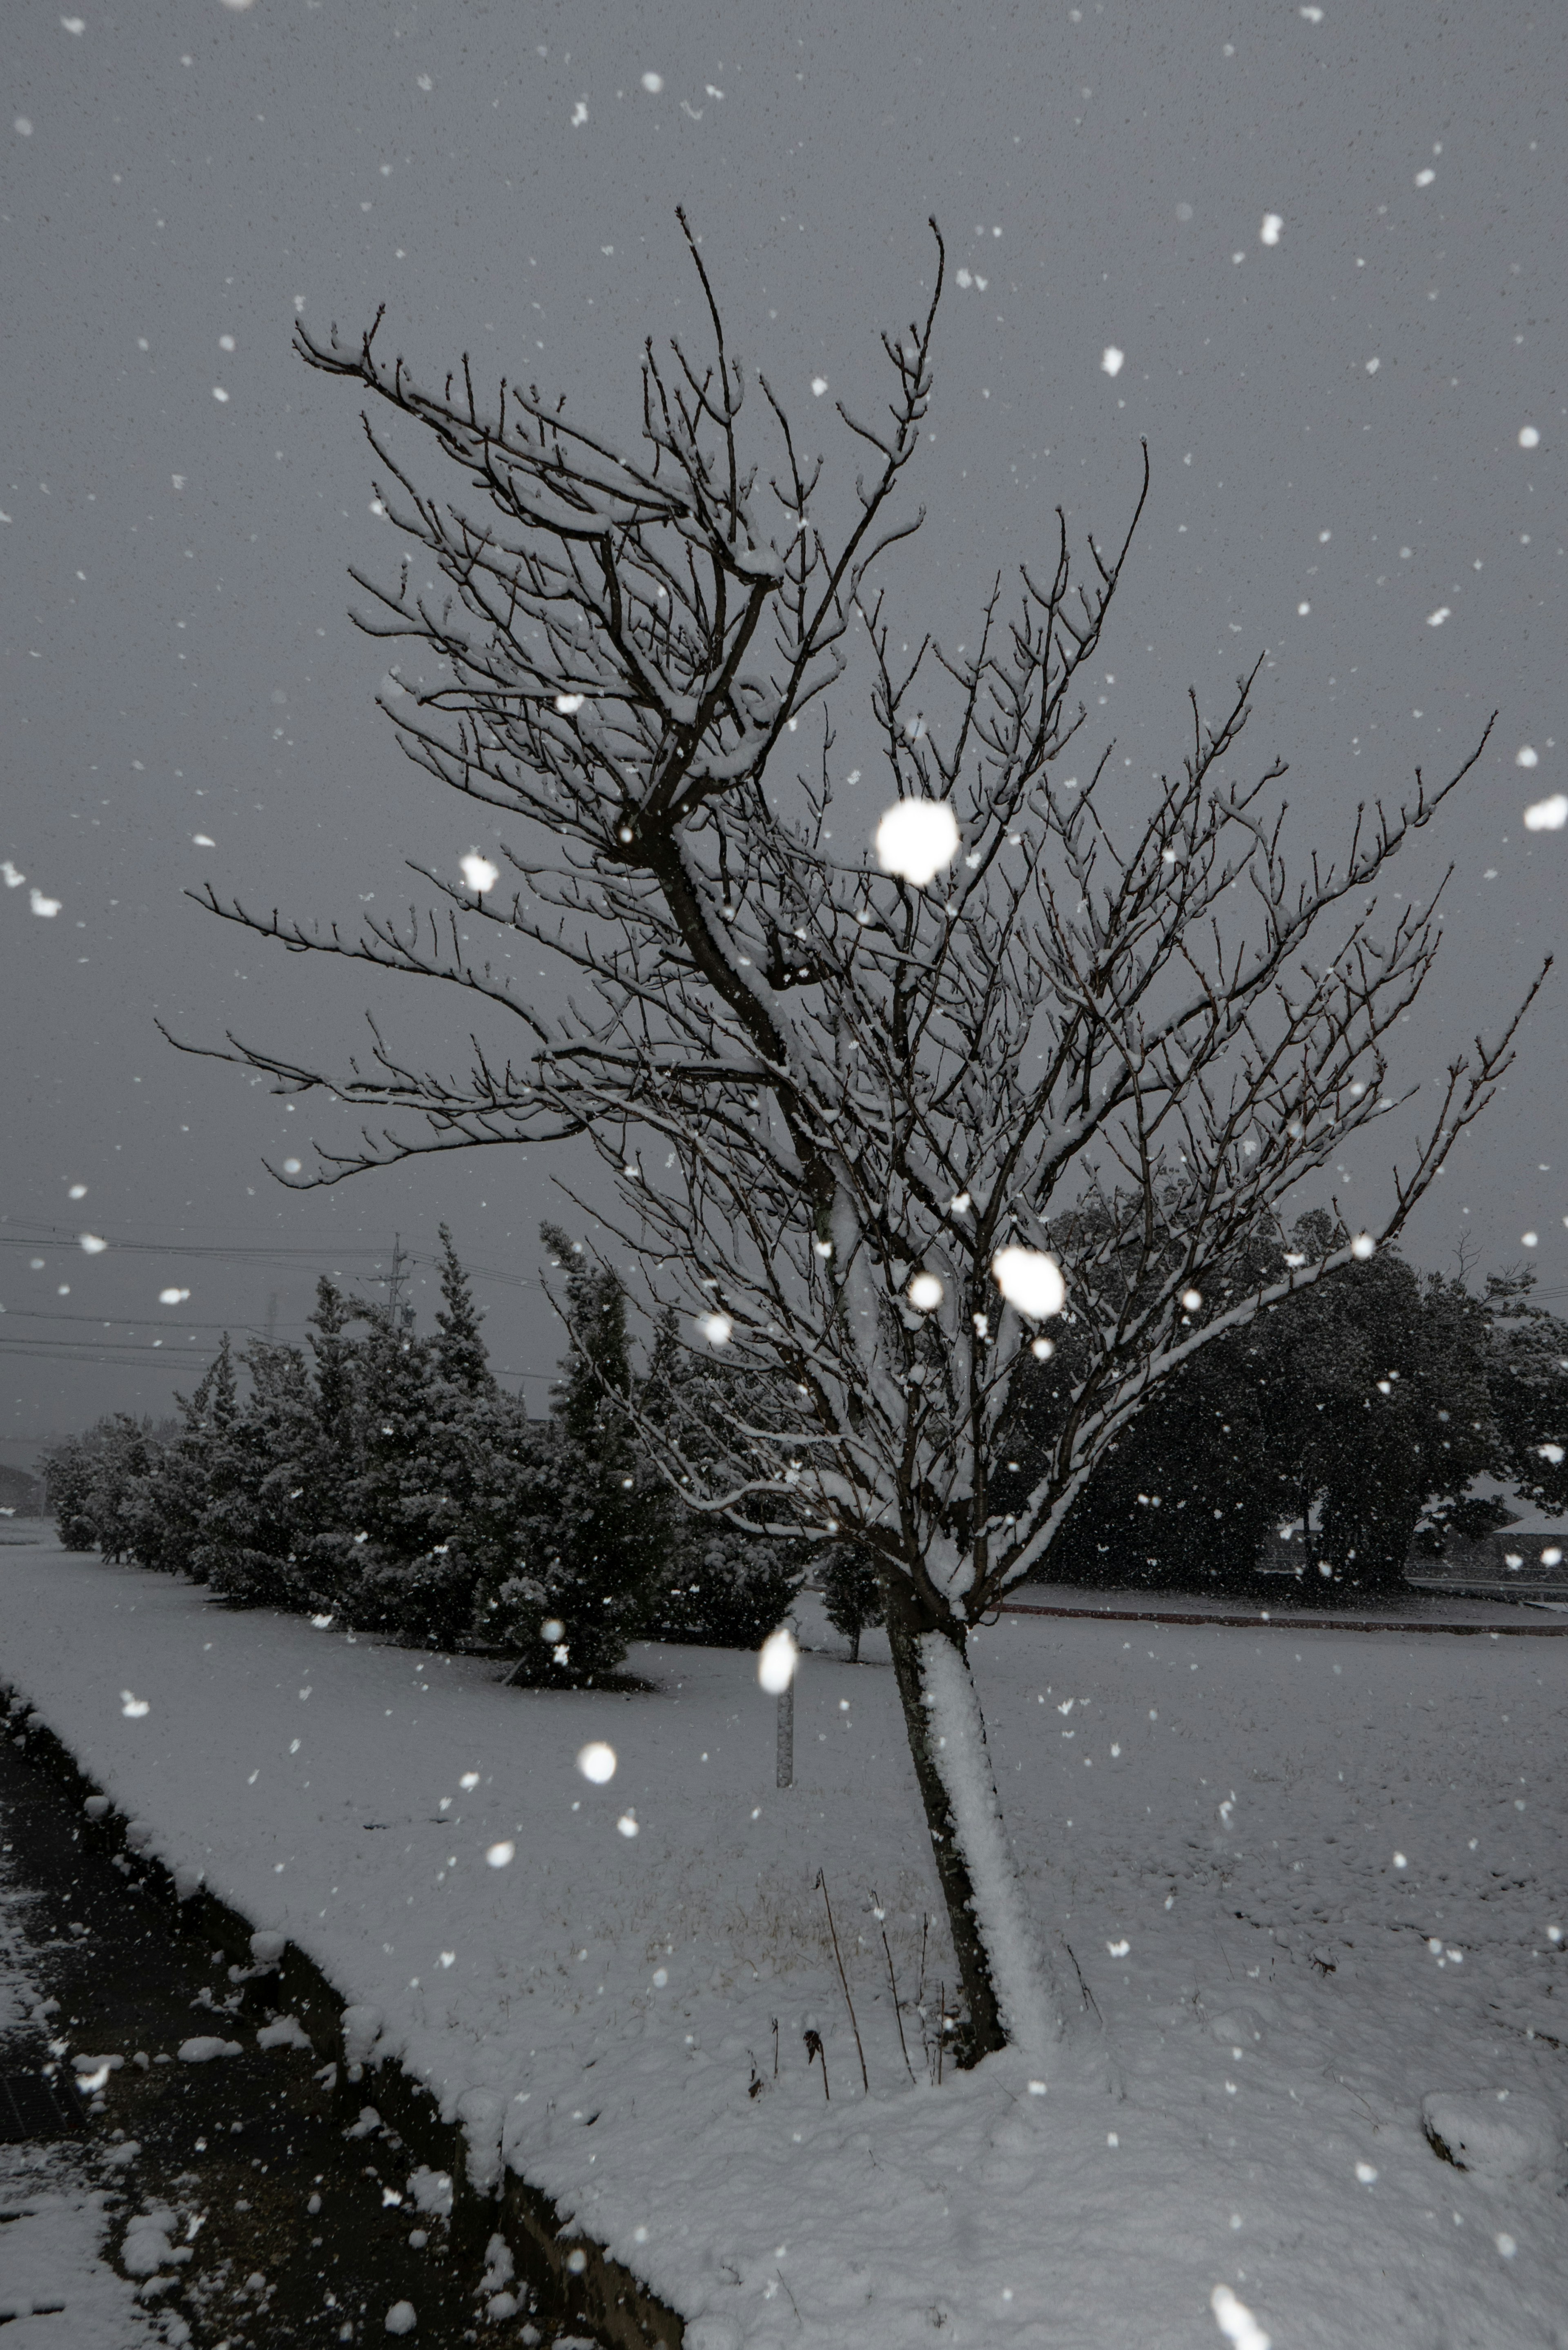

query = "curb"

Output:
[[1000, 1599, 1568, 1636]]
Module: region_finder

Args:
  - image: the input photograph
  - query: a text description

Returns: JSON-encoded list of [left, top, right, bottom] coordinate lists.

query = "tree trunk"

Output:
[[881, 1575, 1062, 2067]]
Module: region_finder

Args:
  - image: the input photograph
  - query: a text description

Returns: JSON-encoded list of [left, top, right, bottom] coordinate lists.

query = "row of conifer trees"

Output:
[[45, 1215, 1568, 1656], [43, 1226, 808, 1682]]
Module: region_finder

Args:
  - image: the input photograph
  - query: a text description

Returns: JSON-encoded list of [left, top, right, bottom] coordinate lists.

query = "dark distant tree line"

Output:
[[993, 1210, 1568, 1599], [42, 1226, 803, 1678]]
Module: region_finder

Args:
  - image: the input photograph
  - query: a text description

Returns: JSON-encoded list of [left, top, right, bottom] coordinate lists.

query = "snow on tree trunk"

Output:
[[917, 1630, 1062, 2060], [882, 1578, 1062, 2065]]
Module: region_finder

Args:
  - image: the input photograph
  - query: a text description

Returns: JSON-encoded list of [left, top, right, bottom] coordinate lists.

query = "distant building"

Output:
[[1406, 1526, 1568, 1600], [0, 1463, 43, 1517]]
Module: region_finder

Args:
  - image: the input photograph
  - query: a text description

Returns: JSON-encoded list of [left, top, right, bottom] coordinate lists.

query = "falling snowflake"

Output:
[[1211, 2283, 1271, 2350], [641, 71, 663, 93], [757, 1626, 798, 1694], [1523, 794, 1568, 832], [875, 800, 960, 886], [577, 1742, 617, 1784], [908, 1272, 944, 1312], [1260, 214, 1283, 246], [992, 1247, 1066, 1319], [460, 851, 499, 893], [485, 1841, 515, 1869], [1518, 425, 1540, 449], [1517, 745, 1539, 767], [1100, 346, 1125, 378]]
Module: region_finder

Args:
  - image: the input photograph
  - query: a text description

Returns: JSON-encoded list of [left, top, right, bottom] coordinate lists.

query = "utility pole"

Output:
[[385, 1232, 407, 1325]]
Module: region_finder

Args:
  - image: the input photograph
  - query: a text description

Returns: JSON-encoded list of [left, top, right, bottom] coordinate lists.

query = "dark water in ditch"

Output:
[[0, 1721, 589, 2348]]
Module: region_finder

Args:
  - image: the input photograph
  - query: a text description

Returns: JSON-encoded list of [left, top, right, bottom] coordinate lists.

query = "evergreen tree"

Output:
[[340, 1299, 456, 1635], [433, 1223, 494, 1395], [1008, 1211, 1501, 1599], [342, 1237, 532, 1647], [283, 1277, 366, 1610], [42, 1414, 171, 1562], [818, 1541, 886, 1662], [43, 1425, 109, 1552], [493, 1229, 672, 1685], [133, 1338, 241, 1579], [1482, 1272, 1568, 1520], [633, 1308, 805, 1648], [194, 1341, 320, 1606], [999, 1207, 1288, 1594], [1290, 1252, 1498, 1591]]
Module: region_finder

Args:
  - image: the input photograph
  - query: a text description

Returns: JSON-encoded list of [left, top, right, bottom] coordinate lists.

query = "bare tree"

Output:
[[171, 218, 1546, 2066]]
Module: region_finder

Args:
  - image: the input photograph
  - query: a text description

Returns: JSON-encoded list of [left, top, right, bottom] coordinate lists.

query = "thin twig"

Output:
[[816, 1868, 869, 2093], [1060, 1938, 1102, 2026], [804, 2027, 829, 2100], [871, 1887, 916, 2085]]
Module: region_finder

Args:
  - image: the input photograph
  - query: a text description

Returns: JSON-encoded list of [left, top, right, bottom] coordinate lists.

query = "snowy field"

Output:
[[2, 1534, 1565, 2350]]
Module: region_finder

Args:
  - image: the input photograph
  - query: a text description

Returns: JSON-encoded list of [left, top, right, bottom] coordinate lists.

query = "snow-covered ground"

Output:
[[2, 1532, 1564, 2350], [0, 2148, 165, 2348], [0, 1876, 166, 2346]]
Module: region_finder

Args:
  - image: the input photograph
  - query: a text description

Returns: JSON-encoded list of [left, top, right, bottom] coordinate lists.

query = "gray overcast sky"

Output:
[[2, 0, 1563, 1465]]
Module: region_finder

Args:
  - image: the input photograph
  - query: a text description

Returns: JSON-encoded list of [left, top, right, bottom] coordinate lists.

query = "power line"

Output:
[[0, 1219, 544, 1293], [0, 1333, 554, 1382], [1, 1309, 261, 1332]]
